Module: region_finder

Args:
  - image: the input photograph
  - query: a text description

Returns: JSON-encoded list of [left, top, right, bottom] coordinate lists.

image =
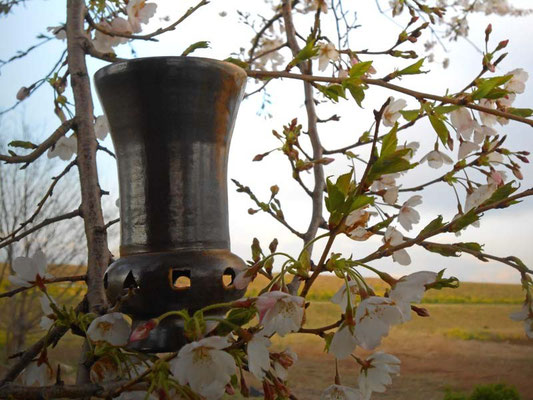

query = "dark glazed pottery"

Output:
[[94, 57, 247, 352]]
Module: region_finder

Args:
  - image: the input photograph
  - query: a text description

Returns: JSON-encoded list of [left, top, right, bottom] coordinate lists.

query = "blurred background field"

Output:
[[1, 274, 531, 400]]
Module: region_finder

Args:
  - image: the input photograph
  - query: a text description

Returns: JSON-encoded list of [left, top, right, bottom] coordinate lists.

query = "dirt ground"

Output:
[[282, 332, 532, 400]]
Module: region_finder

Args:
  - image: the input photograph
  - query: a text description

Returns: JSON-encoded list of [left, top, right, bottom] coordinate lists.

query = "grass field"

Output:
[[1, 275, 531, 400]]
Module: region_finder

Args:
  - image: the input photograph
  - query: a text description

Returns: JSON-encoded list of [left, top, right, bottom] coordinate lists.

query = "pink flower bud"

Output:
[[129, 319, 158, 342], [16, 87, 30, 101]]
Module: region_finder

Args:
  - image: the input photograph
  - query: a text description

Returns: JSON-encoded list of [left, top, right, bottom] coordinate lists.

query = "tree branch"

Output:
[[246, 70, 533, 127], [0, 209, 81, 250], [0, 275, 86, 299], [85, 0, 208, 41], [0, 119, 75, 164], [0, 159, 77, 242]]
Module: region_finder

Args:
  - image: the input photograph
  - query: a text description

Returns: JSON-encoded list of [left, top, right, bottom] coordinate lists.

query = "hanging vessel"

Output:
[[94, 57, 247, 352]]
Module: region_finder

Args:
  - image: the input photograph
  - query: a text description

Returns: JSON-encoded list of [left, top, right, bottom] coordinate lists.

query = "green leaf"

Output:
[[399, 109, 420, 121], [317, 84, 346, 103], [349, 195, 374, 212], [216, 308, 256, 336], [507, 107, 533, 118], [428, 113, 450, 145], [423, 243, 461, 257], [380, 124, 398, 158], [419, 215, 445, 237], [288, 39, 318, 69], [471, 75, 513, 100], [367, 152, 415, 182], [224, 57, 249, 70], [325, 178, 346, 213], [454, 242, 484, 252], [368, 216, 394, 233], [483, 181, 518, 205], [335, 171, 353, 196], [344, 81, 366, 107], [449, 210, 479, 232], [181, 40, 210, 56], [397, 58, 426, 76], [433, 105, 460, 114], [349, 61, 373, 78], [8, 140, 37, 149]]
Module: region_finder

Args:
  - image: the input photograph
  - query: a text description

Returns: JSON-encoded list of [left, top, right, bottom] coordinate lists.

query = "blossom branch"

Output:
[[358, 187, 533, 264], [419, 240, 533, 274], [0, 275, 86, 299], [0, 119, 75, 164], [85, 0, 208, 41], [246, 70, 533, 127]]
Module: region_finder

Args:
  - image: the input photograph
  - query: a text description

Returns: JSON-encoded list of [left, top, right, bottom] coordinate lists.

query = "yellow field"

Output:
[[246, 274, 525, 304]]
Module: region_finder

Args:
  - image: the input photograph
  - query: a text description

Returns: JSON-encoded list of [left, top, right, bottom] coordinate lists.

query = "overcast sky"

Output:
[[1, 0, 532, 284]]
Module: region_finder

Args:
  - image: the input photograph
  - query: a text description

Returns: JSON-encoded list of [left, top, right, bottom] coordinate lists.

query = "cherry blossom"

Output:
[[93, 18, 132, 53], [90, 356, 119, 383], [397, 141, 420, 160], [255, 38, 285, 70], [354, 297, 403, 350], [371, 173, 399, 205], [321, 384, 363, 400], [498, 92, 516, 108], [505, 68, 528, 94], [40, 295, 55, 330], [382, 97, 407, 127], [256, 291, 305, 336], [450, 107, 475, 140], [272, 348, 297, 380], [47, 25, 66, 40], [389, 271, 437, 321], [510, 305, 533, 339], [345, 208, 375, 241], [94, 115, 110, 140], [127, 0, 157, 33], [329, 324, 358, 360], [21, 360, 54, 387], [420, 149, 453, 169], [170, 336, 235, 400], [8, 249, 51, 288], [358, 352, 400, 400], [234, 269, 255, 290], [247, 334, 271, 380], [473, 123, 497, 144], [398, 195, 422, 231], [317, 42, 340, 71], [383, 226, 411, 266], [464, 184, 497, 212], [47, 135, 77, 161], [458, 140, 480, 159], [331, 280, 359, 310], [87, 312, 131, 347]]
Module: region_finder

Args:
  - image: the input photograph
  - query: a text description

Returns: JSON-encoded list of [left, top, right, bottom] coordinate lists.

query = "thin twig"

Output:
[[0, 119, 75, 164], [0, 275, 86, 299], [0, 159, 77, 242], [0, 209, 81, 250]]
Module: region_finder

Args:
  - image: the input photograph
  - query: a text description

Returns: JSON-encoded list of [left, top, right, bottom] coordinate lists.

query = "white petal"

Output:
[[329, 325, 358, 359]]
